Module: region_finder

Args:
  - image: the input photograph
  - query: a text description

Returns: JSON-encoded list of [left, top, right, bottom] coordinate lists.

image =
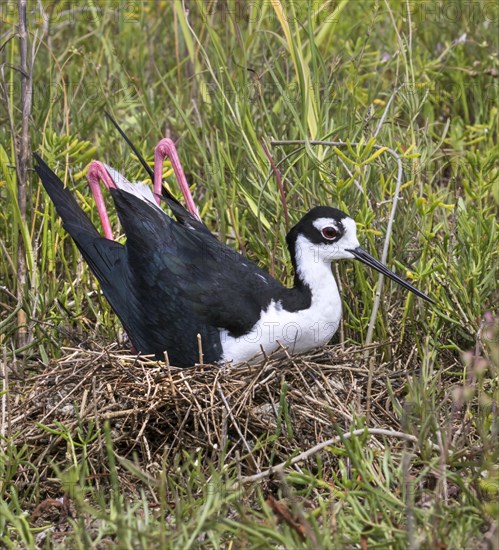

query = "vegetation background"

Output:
[[0, 0, 497, 547]]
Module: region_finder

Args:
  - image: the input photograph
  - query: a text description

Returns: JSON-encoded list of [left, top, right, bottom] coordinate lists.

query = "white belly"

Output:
[[220, 295, 342, 365]]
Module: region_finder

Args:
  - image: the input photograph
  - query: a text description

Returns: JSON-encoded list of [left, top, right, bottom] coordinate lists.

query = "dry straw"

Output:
[[7, 342, 422, 487]]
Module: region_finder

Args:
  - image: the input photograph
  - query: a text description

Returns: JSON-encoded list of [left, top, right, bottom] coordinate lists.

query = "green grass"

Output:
[[1, 0, 498, 547]]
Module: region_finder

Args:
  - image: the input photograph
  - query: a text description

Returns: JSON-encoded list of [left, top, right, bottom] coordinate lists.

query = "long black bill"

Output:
[[348, 247, 434, 304]]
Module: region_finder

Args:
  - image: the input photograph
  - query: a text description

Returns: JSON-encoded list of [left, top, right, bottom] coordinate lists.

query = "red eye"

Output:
[[322, 226, 338, 240]]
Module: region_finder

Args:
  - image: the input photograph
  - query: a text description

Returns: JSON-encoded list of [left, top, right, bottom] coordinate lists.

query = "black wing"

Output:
[[110, 189, 284, 339], [34, 154, 138, 339], [35, 154, 221, 365]]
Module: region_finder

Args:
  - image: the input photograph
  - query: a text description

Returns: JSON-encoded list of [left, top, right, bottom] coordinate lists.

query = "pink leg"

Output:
[[87, 161, 117, 240], [154, 138, 201, 221]]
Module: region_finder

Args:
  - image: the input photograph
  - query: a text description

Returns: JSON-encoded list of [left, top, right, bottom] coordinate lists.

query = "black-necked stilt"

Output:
[[34, 125, 432, 368]]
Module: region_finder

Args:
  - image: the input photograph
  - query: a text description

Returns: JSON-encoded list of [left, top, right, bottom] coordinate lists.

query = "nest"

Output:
[[7, 342, 411, 489]]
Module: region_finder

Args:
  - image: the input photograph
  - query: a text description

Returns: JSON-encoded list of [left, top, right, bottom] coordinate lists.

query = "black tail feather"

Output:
[[34, 152, 139, 339], [34, 152, 127, 288]]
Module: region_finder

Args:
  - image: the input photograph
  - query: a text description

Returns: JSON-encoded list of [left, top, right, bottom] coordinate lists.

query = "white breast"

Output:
[[220, 251, 343, 364]]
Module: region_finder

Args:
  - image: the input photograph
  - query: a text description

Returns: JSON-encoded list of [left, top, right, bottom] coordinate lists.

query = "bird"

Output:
[[34, 127, 433, 368]]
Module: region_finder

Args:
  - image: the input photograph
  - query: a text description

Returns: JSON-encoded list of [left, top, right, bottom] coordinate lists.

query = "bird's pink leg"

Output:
[[154, 138, 201, 221], [87, 161, 117, 240]]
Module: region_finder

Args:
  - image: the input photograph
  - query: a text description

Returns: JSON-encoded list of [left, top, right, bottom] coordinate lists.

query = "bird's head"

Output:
[[286, 206, 433, 302]]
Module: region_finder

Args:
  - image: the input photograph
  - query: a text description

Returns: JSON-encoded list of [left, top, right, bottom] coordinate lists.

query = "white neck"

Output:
[[294, 235, 339, 300]]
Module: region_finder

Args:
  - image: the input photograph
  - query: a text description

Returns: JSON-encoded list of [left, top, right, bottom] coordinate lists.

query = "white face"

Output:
[[308, 216, 361, 262]]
